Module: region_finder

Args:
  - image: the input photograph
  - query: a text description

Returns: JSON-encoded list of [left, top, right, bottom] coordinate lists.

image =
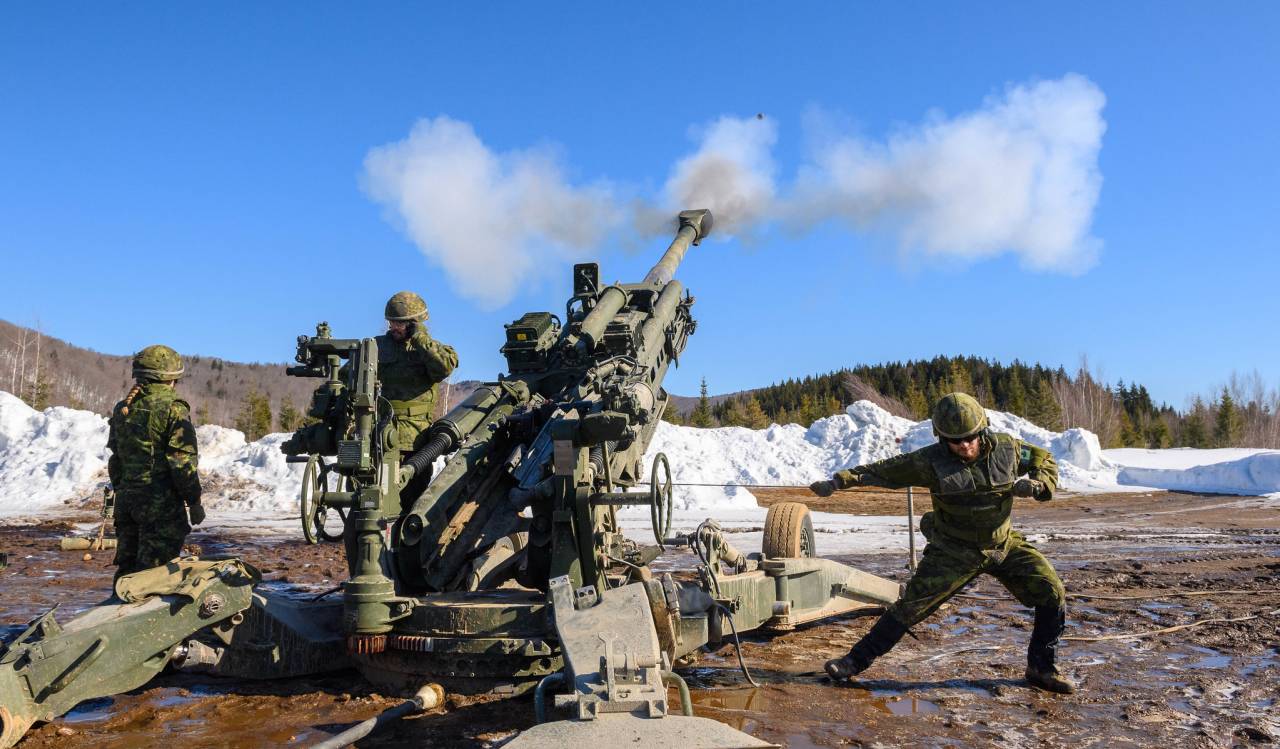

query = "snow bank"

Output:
[[1114, 451, 1280, 496], [641, 399, 1121, 515], [4, 388, 1278, 526], [0, 390, 303, 519], [0, 392, 110, 515]]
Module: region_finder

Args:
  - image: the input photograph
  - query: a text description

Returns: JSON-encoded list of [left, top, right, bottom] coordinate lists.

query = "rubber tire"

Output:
[[762, 501, 816, 558]]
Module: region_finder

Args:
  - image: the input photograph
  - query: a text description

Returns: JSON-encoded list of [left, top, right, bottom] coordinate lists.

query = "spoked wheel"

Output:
[[762, 501, 816, 559], [649, 452, 674, 548], [300, 456, 348, 544], [300, 455, 326, 545]]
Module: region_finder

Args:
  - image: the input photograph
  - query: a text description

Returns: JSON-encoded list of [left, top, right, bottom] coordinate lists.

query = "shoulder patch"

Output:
[[1020, 446, 1032, 463]]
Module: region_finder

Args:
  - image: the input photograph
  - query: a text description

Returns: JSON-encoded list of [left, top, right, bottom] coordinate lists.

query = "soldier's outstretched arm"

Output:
[[1012, 441, 1057, 501], [412, 328, 459, 381], [812, 450, 933, 497], [164, 401, 202, 509]]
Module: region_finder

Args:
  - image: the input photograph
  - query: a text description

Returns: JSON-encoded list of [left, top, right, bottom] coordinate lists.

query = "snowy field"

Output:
[[2, 390, 1278, 546]]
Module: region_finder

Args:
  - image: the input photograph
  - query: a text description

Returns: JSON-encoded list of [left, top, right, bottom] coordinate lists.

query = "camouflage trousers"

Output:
[[396, 413, 435, 514], [887, 528, 1066, 627], [112, 492, 192, 580]]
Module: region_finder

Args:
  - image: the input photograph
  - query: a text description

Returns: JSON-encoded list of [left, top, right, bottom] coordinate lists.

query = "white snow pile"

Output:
[[0, 391, 303, 519], [0, 391, 112, 515], [4, 388, 1280, 525], [1105, 448, 1280, 497], [639, 400, 1120, 516]]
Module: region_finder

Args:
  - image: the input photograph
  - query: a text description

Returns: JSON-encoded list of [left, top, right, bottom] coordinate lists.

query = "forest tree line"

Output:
[[666, 356, 1280, 450]]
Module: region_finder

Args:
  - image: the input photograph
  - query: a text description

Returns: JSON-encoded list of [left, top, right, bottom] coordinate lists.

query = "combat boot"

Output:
[[824, 614, 909, 682], [1026, 604, 1075, 694]]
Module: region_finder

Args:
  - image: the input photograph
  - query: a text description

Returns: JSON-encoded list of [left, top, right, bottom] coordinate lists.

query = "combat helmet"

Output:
[[931, 392, 988, 439], [385, 291, 429, 322], [132, 344, 184, 382]]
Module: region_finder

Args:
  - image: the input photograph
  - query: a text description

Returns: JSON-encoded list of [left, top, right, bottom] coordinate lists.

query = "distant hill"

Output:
[[0, 319, 480, 431]]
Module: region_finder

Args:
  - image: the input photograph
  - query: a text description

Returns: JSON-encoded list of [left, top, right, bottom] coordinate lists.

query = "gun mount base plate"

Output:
[[505, 714, 778, 748]]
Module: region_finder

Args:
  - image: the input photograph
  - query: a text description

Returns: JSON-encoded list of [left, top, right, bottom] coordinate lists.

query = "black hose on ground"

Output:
[[309, 684, 443, 749]]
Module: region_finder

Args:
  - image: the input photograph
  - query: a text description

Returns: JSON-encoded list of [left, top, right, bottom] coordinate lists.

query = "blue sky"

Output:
[[2, 3, 1277, 407]]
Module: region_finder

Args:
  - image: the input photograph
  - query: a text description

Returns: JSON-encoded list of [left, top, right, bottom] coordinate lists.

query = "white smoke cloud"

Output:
[[792, 74, 1107, 271], [361, 116, 622, 307], [363, 76, 1107, 304], [661, 116, 778, 237]]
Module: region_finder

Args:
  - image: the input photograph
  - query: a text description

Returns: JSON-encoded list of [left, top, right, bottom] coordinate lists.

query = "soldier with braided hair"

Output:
[[378, 291, 458, 507], [809, 392, 1075, 694], [107, 344, 203, 581]]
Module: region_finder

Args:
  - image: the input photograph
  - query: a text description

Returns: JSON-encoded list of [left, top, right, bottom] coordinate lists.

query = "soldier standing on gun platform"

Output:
[[809, 392, 1076, 694], [378, 291, 459, 507], [107, 345, 203, 582]]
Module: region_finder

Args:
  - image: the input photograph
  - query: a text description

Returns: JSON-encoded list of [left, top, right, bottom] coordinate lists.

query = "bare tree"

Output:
[[841, 373, 913, 418], [1050, 355, 1122, 446]]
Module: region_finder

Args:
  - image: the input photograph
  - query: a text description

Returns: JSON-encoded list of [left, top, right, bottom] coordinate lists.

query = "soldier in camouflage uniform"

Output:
[[809, 392, 1075, 694], [379, 291, 459, 508], [107, 345, 204, 582]]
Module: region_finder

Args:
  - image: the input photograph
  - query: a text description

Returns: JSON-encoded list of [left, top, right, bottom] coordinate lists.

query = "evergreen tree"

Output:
[[1028, 379, 1063, 430], [1117, 411, 1143, 447], [25, 373, 53, 410], [904, 378, 929, 419], [1005, 371, 1028, 417], [719, 398, 749, 427], [235, 389, 273, 441], [741, 397, 770, 429], [798, 393, 819, 426], [278, 396, 302, 432], [1146, 417, 1172, 448], [660, 403, 685, 426], [690, 377, 714, 428], [947, 360, 974, 395], [1214, 387, 1243, 447], [822, 394, 842, 420], [1182, 397, 1208, 448]]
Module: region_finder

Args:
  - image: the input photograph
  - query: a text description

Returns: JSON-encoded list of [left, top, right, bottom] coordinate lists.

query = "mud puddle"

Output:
[[4, 493, 1280, 747]]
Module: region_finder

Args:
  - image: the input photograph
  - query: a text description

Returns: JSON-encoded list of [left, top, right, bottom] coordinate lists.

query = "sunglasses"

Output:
[[944, 434, 981, 446]]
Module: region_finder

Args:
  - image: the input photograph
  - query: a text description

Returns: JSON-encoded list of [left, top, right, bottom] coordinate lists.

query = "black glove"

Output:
[[1012, 478, 1045, 499], [809, 479, 836, 497], [188, 503, 206, 526]]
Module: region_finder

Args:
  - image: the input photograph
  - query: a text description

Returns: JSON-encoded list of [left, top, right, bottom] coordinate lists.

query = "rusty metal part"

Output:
[[347, 634, 388, 655]]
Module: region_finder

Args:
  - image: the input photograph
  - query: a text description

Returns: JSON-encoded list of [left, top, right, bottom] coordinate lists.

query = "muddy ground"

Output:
[[2, 490, 1277, 748]]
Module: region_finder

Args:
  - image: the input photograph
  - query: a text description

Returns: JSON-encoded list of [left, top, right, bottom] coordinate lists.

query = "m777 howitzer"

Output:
[[0, 210, 902, 749]]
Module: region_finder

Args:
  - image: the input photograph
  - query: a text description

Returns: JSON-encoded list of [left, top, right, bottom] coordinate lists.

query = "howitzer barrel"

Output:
[[576, 284, 628, 352], [639, 279, 684, 357], [641, 209, 713, 286], [400, 384, 504, 480]]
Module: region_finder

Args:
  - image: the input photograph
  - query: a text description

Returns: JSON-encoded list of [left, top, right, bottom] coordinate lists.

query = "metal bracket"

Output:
[[547, 576, 668, 722]]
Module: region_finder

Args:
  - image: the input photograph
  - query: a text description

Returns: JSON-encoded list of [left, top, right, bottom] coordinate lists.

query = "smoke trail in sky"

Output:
[[363, 75, 1106, 305], [362, 116, 621, 308], [660, 115, 778, 237], [792, 74, 1107, 271]]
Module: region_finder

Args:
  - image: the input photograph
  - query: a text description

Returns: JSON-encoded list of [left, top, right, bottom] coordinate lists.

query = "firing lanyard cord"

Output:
[[714, 602, 763, 688]]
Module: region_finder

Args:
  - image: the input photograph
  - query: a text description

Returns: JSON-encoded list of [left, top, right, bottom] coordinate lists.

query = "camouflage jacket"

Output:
[[375, 327, 458, 422], [835, 431, 1057, 547], [107, 383, 201, 506]]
